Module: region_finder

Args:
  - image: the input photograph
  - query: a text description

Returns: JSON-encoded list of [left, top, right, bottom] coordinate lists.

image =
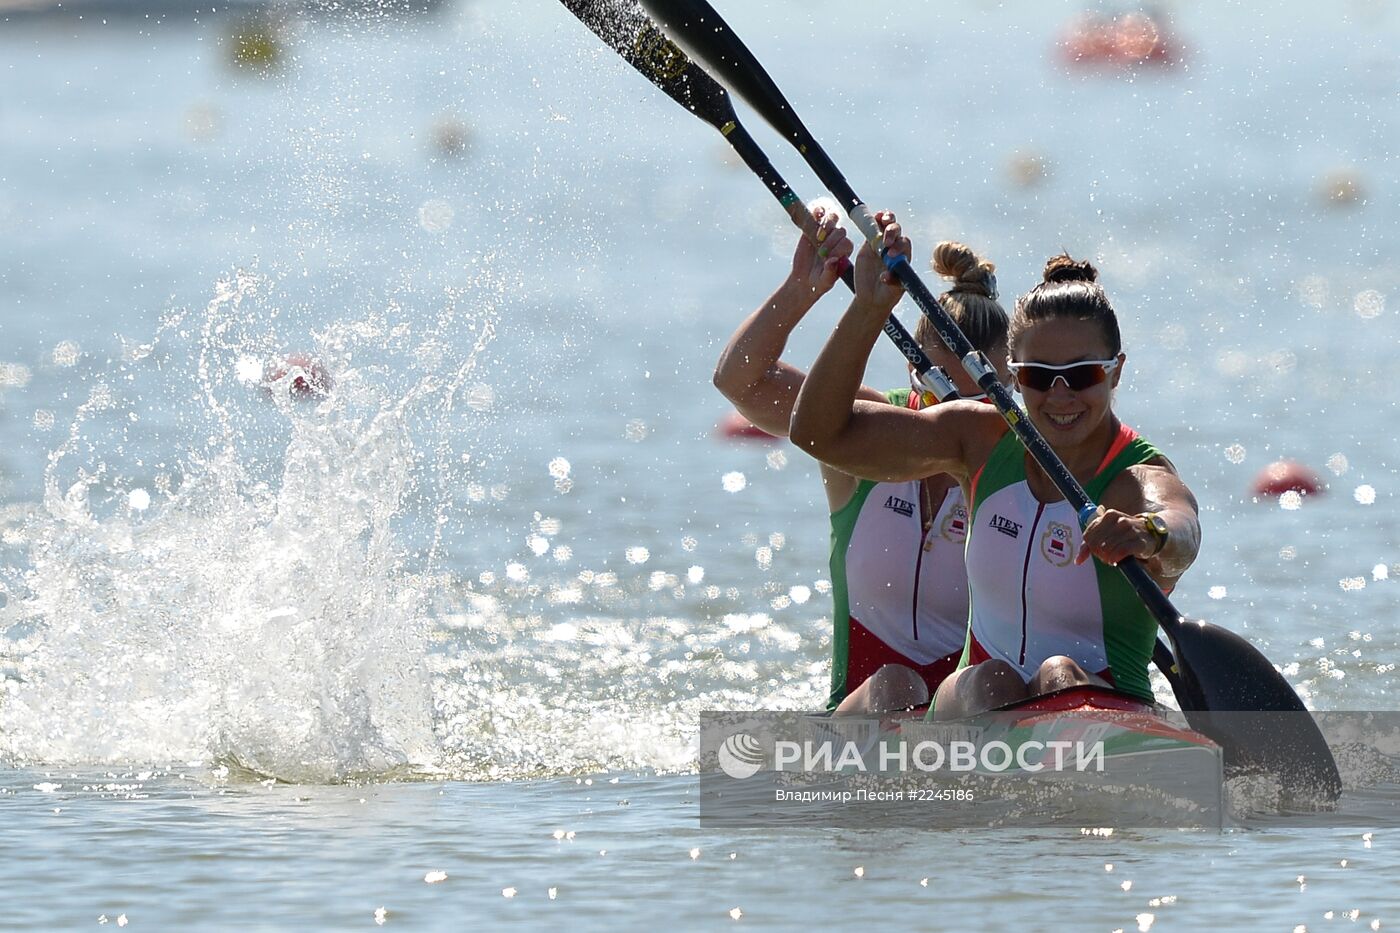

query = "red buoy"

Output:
[[717, 410, 779, 442], [264, 352, 333, 400], [1252, 460, 1324, 497], [1058, 12, 1182, 71]]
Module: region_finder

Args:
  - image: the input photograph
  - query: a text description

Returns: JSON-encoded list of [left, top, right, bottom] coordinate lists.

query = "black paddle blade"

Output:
[[1167, 617, 1341, 802], [638, 0, 813, 149], [557, 0, 738, 132]]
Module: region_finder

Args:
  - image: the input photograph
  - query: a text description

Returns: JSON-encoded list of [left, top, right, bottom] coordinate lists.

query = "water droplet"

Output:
[[235, 355, 263, 383], [1354, 485, 1377, 505], [418, 199, 455, 233], [52, 341, 80, 367], [1224, 444, 1246, 464], [1354, 289, 1385, 319], [1297, 275, 1329, 308], [0, 363, 32, 388], [466, 384, 495, 411], [722, 472, 747, 493]]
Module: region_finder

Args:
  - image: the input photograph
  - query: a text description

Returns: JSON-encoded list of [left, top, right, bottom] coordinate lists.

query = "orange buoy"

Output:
[[717, 410, 779, 442], [264, 352, 333, 401], [1252, 460, 1324, 497], [1058, 11, 1182, 71]]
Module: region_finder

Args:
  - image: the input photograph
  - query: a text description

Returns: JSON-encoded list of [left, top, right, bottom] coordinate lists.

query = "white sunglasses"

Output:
[[1008, 358, 1120, 392]]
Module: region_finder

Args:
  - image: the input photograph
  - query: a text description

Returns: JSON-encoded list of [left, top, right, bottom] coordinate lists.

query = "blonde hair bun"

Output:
[[932, 241, 997, 298]]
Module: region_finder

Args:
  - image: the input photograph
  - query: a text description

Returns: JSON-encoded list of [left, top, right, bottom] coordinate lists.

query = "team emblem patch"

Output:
[[1040, 521, 1074, 567], [941, 504, 969, 542]]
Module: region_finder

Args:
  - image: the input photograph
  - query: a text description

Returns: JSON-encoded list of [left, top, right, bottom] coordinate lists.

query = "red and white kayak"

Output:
[[801, 684, 1225, 825], [875, 685, 1221, 764]]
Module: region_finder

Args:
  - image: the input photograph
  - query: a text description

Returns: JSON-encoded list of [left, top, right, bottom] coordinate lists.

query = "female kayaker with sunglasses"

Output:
[[714, 205, 1011, 716], [790, 212, 1201, 718]]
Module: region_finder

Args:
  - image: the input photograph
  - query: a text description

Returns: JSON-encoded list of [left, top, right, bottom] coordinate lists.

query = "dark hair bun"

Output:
[[1042, 253, 1098, 285]]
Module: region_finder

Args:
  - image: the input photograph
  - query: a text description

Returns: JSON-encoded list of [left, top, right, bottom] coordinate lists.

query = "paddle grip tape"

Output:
[[1077, 503, 1101, 529], [846, 203, 882, 246]]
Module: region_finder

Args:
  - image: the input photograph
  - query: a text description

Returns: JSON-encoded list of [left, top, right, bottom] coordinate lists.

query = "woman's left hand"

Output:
[[1076, 507, 1159, 566]]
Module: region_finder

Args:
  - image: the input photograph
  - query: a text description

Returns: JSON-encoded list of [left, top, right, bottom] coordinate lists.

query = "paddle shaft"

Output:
[[555, 0, 955, 399]]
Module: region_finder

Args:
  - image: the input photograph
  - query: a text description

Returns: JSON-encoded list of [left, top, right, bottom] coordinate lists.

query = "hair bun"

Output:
[[1042, 253, 1098, 285], [932, 241, 998, 298]]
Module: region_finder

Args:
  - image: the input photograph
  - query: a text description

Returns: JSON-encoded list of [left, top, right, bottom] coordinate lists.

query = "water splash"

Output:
[[0, 270, 497, 782]]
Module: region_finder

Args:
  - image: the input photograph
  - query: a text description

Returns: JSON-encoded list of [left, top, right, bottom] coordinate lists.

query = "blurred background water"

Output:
[[2, 0, 1400, 928]]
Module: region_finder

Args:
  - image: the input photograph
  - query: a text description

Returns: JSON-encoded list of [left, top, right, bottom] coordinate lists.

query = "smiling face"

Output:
[[1012, 317, 1125, 452]]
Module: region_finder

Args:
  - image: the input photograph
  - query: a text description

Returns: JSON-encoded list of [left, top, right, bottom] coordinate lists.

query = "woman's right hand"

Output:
[[789, 205, 853, 297]]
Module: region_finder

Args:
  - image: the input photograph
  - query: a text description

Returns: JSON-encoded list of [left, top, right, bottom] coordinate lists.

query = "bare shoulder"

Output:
[[1104, 456, 1198, 513]]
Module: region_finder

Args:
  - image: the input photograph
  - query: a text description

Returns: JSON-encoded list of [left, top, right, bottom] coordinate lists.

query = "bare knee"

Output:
[[835, 664, 929, 715], [933, 660, 1027, 720], [1030, 655, 1105, 694]]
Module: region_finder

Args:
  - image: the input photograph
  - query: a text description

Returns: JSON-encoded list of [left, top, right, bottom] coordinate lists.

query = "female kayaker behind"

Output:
[[714, 205, 1010, 715], [790, 212, 1201, 719]]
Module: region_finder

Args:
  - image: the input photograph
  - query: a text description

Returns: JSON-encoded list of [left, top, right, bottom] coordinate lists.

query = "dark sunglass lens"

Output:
[[1016, 363, 1106, 391]]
